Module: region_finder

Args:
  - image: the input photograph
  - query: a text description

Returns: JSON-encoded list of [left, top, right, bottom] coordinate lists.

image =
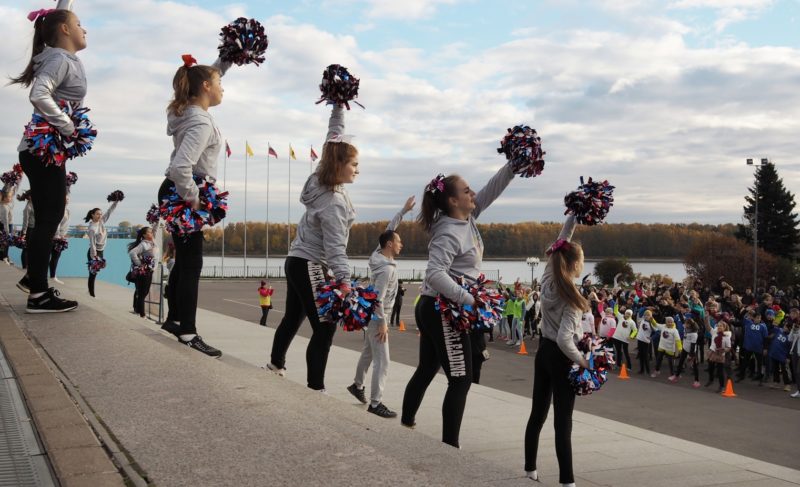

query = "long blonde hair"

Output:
[[167, 64, 219, 117], [549, 242, 589, 312]]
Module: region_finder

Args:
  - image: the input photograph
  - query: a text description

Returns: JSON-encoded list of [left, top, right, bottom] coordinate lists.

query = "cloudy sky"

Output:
[[1, 0, 798, 227]]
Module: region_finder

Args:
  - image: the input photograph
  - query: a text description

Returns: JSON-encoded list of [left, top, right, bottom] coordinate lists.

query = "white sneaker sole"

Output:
[[26, 305, 78, 314], [16, 283, 30, 294], [265, 363, 286, 377]]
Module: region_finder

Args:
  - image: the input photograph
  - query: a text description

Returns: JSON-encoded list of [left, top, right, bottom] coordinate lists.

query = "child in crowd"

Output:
[[611, 305, 635, 370], [674, 318, 700, 387], [635, 310, 654, 375], [706, 321, 732, 393], [652, 317, 682, 379]]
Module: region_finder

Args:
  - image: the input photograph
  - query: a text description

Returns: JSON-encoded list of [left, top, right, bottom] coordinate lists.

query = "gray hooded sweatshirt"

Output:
[[164, 59, 231, 202], [368, 207, 410, 323], [420, 164, 514, 304], [288, 106, 355, 281], [539, 215, 585, 365]]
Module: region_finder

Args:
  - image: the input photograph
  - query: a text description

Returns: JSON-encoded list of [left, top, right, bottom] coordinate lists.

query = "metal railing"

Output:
[[200, 266, 286, 279], [145, 264, 166, 323], [351, 266, 500, 283]]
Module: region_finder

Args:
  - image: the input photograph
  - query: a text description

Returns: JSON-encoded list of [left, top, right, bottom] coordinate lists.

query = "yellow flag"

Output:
[[289, 144, 297, 160], [245, 141, 254, 157]]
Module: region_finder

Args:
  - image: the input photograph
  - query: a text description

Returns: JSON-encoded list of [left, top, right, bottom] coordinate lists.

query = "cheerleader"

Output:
[[19, 191, 34, 270], [0, 186, 15, 265], [10, 1, 81, 313], [524, 215, 589, 487], [158, 53, 231, 357], [401, 164, 515, 448], [49, 194, 69, 284], [84, 200, 117, 297], [267, 105, 357, 390], [128, 227, 159, 318]]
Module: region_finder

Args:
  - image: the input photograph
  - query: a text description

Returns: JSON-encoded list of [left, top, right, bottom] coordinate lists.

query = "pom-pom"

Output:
[[316, 64, 364, 110], [131, 255, 155, 277], [497, 125, 545, 178], [316, 280, 380, 331], [65, 171, 78, 188], [158, 177, 228, 237], [107, 190, 125, 202], [52, 237, 69, 253], [218, 17, 269, 66], [11, 233, 27, 249], [568, 334, 616, 396], [87, 257, 106, 275], [145, 204, 160, 225], [564, 177, 615, 226], [23, 101, 97, 167], [435, 274, 505, 332], [1, 164, 24, 187]]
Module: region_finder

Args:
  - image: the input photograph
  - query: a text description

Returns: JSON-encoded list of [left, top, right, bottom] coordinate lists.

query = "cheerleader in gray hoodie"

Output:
[[128, 227, 159, 318], [84, 200, 117, 297], [267, 105, 358, 391], [11, 1, 81, 313], [347, 196, 415, 418], [401, 165, 515, 448], [158, 54, 230, 357]]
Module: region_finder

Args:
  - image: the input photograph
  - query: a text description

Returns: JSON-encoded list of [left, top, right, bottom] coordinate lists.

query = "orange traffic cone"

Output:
[[721, 378, 737, 397], [398, 320, 406, 332], [517, 341, 528, 355], [618, 364, 630, 380]]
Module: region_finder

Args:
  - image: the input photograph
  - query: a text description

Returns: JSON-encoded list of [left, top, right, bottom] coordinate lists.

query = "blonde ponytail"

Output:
[[166, 64, 219, 117], [549, 243, 590, 313]]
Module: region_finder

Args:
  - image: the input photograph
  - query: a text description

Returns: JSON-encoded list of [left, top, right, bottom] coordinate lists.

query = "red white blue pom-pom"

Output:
[[564, 177, 615, 226], [1, 164, 23, 187], [52, 237, 69, 253], [145, 204, 160, 226], [87, 257, 106, 275], [159, 177, 228, 237], [11, 233, 26, 249], [218, 17, 269, 66], [107, 190, 125, 202], [435, 274, 505, 332], [316, 64, 364, 110], [65, 171, 78, 188], [568, 334, 616, 396], [131, 255, 155, 277], [497, 125, 545, 178], [316, 280, 380, 331], [23, 101, 97, 167]]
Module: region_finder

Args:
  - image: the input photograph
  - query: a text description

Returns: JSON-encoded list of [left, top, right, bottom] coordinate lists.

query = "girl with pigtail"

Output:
[[266, 104, 358, 391], [128, 227, 159, 318], [158, 53, 232, 357], [524, 215, 589, 487], [401, 164, 515, 448], [9, 1, 82, 312], [83, 199, 119, 297]]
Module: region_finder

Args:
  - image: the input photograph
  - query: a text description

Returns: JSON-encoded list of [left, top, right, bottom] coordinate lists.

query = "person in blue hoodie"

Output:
[[736, 309, 768, 383], [768, 324, 791, 390]]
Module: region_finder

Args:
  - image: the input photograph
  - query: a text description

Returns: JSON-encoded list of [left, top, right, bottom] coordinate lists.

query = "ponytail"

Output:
[[127, 227, 149, 251], [549, 242, 590, 313], [83, 208, 100, 223], [417, 174, 460, 232], [167, 64, 220, 117], [9, 10, 73, 87]]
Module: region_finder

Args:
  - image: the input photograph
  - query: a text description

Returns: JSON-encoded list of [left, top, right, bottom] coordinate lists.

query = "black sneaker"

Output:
[[26, 288, 78, 314], [179, 335, 222, 358], [17, 276, 31, 294], [367, 402, 397, 419], [347, 383, 367, 404], [161, 320, 181, 337]]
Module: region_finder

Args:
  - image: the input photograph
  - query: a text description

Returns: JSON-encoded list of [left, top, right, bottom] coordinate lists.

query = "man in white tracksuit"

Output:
[[347, 196, 415, 418]]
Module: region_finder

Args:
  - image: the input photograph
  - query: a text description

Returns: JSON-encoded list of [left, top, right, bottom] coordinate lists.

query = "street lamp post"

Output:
[[746, 158, 770, 293], [526, 257, 540, 286]]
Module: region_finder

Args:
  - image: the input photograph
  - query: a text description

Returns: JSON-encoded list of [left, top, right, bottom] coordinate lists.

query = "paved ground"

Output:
[[199, 278, 800, 471]]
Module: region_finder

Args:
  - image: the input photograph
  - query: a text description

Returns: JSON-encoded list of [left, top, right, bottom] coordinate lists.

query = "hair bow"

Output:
[[27, 8, 54, 22], [181, 54, 198, 68], [326, 133, 355, 144], [546, 238, 571, 256], [425, 174, 446, 195]]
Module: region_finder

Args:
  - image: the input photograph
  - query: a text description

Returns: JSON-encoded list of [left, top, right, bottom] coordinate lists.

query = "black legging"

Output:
[[708, 360, 726, 388], [738, 349, 763, 379], [87, 249, 104, 297], [19, 150, 66, 293], [160, 178, 204, 336], [20, 226, 34, 269], [655, 350, 675, 375], [676, 344, 699, 381], [471, 329, 487, 384], [0, 223, 9, 260], [390, 298, 402, 326], [270, 256, 336, 391], [525, 338, 576, 484], [133, 272, 152, 317], [402, 296, 473, 448], [637, 340, 651, 374], [260, 306, 270, 326], [613, 338, 632, 370], [49, 246, 62, 278]]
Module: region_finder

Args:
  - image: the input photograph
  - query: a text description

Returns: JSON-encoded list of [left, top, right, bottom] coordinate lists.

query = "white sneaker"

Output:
[[525, 470, 538, 481], [52, 277, 64, 285], [791, 391, 800, 398], [265, 362, 286, 377]]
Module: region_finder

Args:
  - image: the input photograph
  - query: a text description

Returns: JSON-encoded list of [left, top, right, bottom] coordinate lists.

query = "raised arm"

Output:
[[374, 196, 415, 253], [541, 215, 578, 285], [102, 201, 118, 224], [55, 0, 74, 10], [326, 105, 345, 142], [210, 58, 232, 77], [472, 164, 514, 219]]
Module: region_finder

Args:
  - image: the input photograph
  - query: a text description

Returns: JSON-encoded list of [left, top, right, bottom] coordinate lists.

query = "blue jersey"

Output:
[[742, 319, 768, 352], [769, 328, 790, 362]]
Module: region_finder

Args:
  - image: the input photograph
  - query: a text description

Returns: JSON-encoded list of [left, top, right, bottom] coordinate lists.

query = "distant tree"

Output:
[[735, 162, 800, 259], [594, 258, 634, 285], [684, 234, 777, 291], [118, 220, 132, 229]]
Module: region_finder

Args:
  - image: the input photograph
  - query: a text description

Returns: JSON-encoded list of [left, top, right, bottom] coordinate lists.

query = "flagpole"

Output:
[[265, 143, 270, 277], [222, 145, 227, 279], [287, 145, 291, 254], [244, 141, 248, 274]]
